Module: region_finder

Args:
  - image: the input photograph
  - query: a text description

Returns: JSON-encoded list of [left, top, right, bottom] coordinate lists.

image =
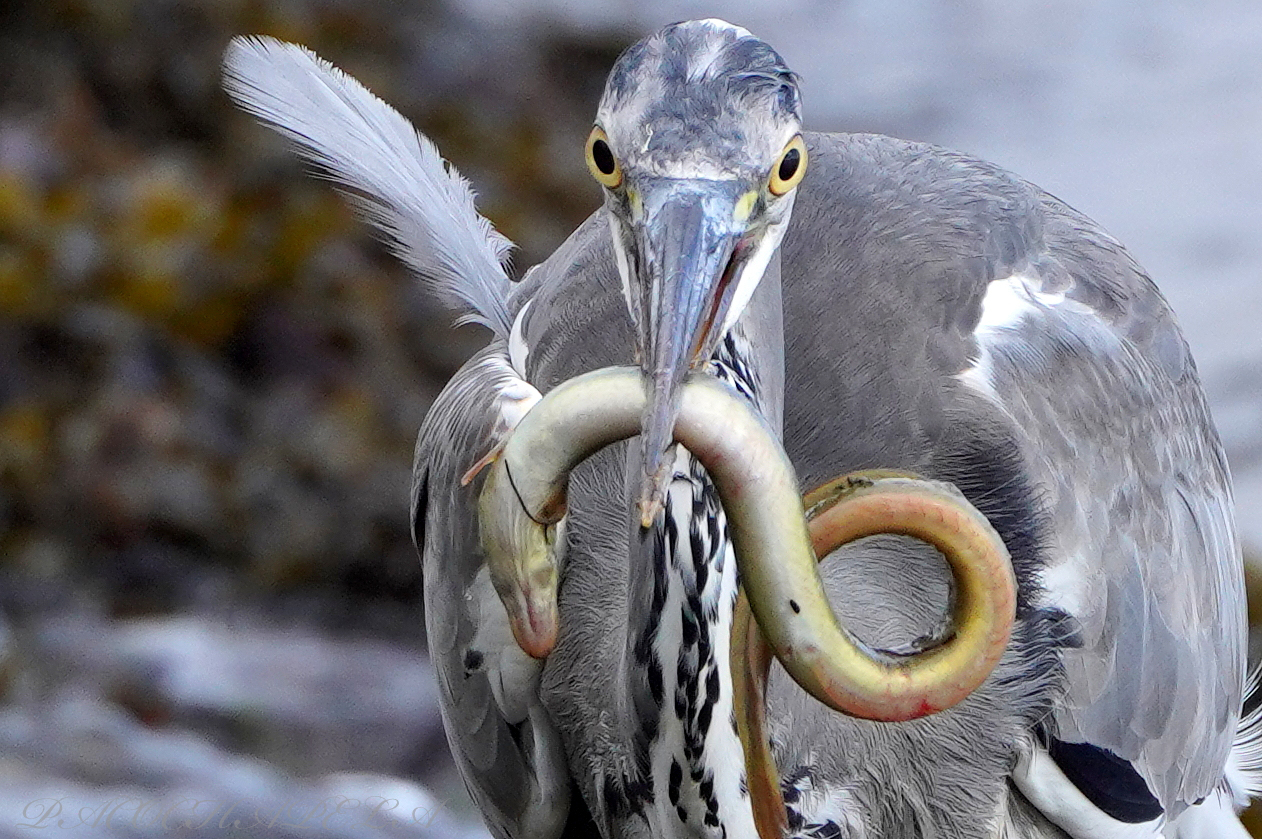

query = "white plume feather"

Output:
[[1225, 664, 1262, 807], [222, 36, 514, 337]]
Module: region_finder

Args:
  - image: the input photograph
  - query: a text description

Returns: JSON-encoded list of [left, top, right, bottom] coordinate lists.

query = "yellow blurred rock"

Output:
[[107, 258, 183, 321], [0, 247, 37, 314], [0, 171, 42, 241], [0, 400, 50, 480]]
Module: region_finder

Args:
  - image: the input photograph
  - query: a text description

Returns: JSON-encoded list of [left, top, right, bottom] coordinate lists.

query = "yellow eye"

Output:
[[586, 126, 623, 189], [768, 135, 807, 196]]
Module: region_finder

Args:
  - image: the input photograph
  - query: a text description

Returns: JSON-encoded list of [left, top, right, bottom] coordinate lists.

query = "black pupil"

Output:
[[778, 147, 800, 182], [592, 139, 616, 176]]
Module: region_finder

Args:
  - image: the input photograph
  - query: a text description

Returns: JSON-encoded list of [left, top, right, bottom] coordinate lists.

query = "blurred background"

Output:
[[0, 1, 1259, 836]]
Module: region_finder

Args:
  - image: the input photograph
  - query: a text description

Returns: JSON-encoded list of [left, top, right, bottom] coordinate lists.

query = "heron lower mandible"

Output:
[[225, 19, 1262, 839]]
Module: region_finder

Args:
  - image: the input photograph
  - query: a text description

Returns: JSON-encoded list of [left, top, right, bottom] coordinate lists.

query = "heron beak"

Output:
[[632, 179, 751, 526]]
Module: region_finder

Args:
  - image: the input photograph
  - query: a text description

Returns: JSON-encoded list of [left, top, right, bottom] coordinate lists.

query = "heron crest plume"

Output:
[[222, 36, 515, 338]]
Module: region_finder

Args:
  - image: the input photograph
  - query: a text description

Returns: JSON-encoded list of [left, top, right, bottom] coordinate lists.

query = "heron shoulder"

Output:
[[793, 131, 1193, 384]]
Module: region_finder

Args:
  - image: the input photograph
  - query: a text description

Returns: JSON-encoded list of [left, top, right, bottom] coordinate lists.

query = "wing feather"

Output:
[[964, 206, 1245, 815], [411, 343, 566, 839]]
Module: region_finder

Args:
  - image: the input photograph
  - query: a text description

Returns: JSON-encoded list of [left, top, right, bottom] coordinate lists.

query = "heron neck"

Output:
[[622, 331, 771, 837]]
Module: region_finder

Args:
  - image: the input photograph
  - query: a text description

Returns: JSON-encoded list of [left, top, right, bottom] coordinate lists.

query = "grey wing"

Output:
[[413, 344, 571, 839], [772, 134, 1246, 834], [962, 193, 1246, 814]]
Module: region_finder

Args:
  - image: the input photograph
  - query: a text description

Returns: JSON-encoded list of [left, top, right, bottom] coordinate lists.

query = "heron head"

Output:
[[587, 19, 806, 524]]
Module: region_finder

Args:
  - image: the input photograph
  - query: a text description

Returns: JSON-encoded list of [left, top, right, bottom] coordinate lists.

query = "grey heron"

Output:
[[223, 19, 1262, 839]]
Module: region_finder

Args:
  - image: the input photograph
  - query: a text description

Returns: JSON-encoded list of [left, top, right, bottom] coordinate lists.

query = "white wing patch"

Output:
[[959, 273, 1043, 413], [458, 351, 541, 486], [973, 272, 1075, 332], [509, 299, 533, 378], [1031, 552, 1093, 640], [476, 351, 540, 439], [955, 271, 1062, 406]]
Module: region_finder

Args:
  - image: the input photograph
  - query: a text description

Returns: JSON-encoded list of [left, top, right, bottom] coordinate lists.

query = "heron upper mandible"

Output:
[[225, 19, 1262, 839]]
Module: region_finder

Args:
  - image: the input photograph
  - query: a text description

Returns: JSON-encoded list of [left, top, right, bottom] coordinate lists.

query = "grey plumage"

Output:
[[515, 140, 1069, 838], [412, 343, 564, 839], [225, 19, 1262, 839], [510, 130, 1258, 837], [968, 186, 1242, 808]]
